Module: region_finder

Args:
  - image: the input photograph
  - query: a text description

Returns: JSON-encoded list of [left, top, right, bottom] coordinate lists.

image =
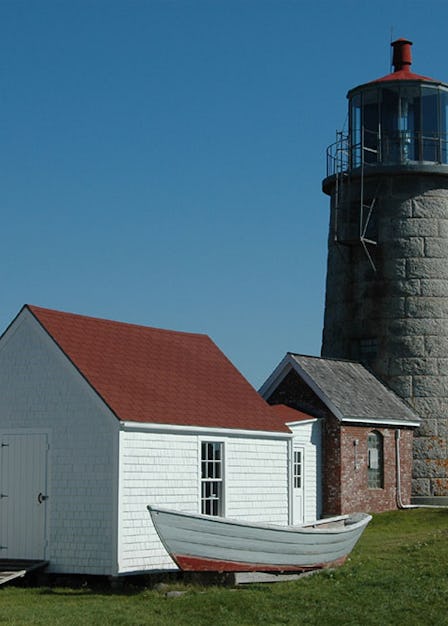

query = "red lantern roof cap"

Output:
[[365, 38, 437, 86]]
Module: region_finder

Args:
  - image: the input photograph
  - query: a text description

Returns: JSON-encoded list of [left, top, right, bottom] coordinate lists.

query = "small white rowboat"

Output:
[[147, 506, 372, 573]]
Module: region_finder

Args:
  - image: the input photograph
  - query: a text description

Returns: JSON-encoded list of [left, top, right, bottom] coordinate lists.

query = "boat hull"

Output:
[[148, 506, 371, 573]]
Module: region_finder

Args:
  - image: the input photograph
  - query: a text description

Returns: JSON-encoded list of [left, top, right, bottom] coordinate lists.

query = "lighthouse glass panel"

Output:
[[381, 87, 400, 162], [398, 86, 420, 161], [362, 90, 379, 163], [441, 90, 448, 162], [348, 84, 448, 167], [421, 87, 439, 160], [350, 93, 362, 168]]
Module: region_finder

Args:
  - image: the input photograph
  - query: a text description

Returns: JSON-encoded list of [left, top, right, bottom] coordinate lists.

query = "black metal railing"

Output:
[[326, 129, 448, 177]]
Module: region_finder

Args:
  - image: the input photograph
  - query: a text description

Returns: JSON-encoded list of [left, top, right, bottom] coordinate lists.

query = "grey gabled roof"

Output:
[[288, 354, 420, 426]]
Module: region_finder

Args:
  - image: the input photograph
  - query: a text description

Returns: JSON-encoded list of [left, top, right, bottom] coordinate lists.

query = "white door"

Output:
[[292, 445, 304, 525], [0, 433, 49, 559]]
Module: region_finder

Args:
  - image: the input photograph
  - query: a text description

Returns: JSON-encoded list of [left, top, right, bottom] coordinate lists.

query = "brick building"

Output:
[[260, 353, 419, 515]]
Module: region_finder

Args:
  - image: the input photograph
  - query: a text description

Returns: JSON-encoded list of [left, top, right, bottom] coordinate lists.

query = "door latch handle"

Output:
[[37, 492, 48, 503]]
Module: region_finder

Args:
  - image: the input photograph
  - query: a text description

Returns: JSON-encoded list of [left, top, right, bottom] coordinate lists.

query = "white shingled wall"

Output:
[[0, 310, 119, 575], [118, 430, 198, 572], [118, 429, 291, 573], [224, 438, 288, 523]]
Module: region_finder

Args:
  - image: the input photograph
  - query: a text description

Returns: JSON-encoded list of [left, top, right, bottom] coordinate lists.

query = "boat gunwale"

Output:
[[147, 506, 372, 535]]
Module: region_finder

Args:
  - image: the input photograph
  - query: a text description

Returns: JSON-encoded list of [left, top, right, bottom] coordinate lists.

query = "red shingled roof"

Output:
[[26, 305, 291, 433], [270, 404, 316, 423]]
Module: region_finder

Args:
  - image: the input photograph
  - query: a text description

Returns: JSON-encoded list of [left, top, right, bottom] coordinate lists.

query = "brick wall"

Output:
[[325, 424, 414, 515], [322, 416, 342, 515]]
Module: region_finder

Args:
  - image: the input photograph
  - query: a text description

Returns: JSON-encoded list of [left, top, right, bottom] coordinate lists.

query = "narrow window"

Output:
[[367, 431, 383, 489], [201, 442, 223, 516], [293, 449, 302, 489]]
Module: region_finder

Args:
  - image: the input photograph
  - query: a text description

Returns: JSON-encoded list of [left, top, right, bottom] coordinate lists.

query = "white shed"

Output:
[[0, 305, 320, 576]]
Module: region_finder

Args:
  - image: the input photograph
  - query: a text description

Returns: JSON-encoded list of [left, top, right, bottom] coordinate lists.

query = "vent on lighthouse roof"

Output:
[[369, 38, 436, 85]]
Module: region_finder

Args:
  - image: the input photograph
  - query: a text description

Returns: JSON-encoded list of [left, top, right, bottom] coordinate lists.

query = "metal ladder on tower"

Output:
[[328, 128, 380, 271], [359, 127, 380, 272]]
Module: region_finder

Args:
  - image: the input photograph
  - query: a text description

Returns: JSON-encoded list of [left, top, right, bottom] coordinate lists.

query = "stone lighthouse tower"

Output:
[[322, 38, 448, 504]]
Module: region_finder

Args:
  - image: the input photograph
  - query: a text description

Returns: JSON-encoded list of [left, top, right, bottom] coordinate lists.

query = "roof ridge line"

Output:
[[26, 304, 210, 340]]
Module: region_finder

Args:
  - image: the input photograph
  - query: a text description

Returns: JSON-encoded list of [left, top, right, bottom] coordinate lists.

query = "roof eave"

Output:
[[341, 416, 420, 428], [347, 75, 446, 98], [119, 420, 293, 438], [286, 418, 318, 428]]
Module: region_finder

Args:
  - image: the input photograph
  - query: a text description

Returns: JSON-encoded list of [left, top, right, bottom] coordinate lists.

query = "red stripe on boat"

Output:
[[173, 554, 347, 572]]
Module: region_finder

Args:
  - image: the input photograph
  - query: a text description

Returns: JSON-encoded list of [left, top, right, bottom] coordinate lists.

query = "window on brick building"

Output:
[[367, 431, 384, 488], [201, 441, 224, 516]]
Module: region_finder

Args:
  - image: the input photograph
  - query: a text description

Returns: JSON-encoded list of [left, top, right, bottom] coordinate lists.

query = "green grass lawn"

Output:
[[1, 508, 448, 626]]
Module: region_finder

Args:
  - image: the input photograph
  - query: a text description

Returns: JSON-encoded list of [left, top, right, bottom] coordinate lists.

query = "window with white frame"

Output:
[[293, 449, 302, 489], [201, 441, 223, 516]]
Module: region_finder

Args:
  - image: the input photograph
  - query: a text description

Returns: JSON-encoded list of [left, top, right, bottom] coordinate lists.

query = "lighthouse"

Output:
[[322, 39, 448, 504]]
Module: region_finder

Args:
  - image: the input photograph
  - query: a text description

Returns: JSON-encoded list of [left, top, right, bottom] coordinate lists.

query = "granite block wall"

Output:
[[322, 174, 448, 498]]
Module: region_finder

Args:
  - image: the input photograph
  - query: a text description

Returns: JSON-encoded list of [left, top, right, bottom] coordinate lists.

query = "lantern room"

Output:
[[326, 39, 448, 178], [350, 39, 448, 167]]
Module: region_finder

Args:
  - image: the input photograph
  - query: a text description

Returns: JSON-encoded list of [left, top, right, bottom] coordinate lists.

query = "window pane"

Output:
[[367, 431, 383, 489], [350, 93, 362, 168], [381, 87, 400, 162], [294, 450, 302, 489], [422, 87, 439, 161], [422, 87, 438, 133], [381, 87, 399, 131], [207, 443, 214, 460], [399, 85, 420, 161], [201, 442, 223, 516], [441, 90, 448, 163], [363, 89, 379, 164], [213, 443, 221, 461]]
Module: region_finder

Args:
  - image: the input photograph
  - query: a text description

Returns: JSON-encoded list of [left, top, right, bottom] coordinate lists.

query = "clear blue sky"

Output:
[[1, 0, 447, 388]]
